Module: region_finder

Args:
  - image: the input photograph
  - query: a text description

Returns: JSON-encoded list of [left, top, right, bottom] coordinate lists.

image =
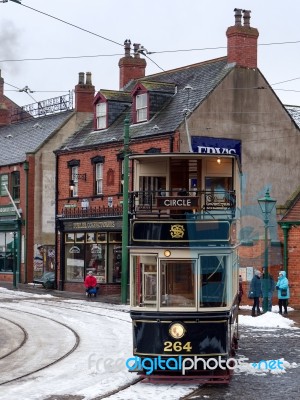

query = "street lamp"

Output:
[[257, 189, 277, 313]]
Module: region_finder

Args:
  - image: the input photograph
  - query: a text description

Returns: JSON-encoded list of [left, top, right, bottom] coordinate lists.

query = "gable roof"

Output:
[[63, 57, 235, 150], [0, 110, 73, 166], [280, 186, 300, 222]]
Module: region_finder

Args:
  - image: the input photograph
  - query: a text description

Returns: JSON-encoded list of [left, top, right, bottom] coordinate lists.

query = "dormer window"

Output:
[[136, 93, 148, 122], [96, 102, 107, 129]]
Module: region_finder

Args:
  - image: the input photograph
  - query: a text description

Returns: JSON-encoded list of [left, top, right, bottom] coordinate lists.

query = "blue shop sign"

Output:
[[191, 136, 241, 161]]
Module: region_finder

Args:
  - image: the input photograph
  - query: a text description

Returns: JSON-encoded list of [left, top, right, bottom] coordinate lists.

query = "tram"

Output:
[[128, 150, 241, 382]]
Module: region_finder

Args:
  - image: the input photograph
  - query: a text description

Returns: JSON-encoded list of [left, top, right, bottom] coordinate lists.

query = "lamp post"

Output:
[[121, 117, 130, 304], [258, 189, 277, 313]]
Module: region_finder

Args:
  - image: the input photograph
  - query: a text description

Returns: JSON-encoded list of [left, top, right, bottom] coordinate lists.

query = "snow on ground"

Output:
[[0, 287, 299, 400]]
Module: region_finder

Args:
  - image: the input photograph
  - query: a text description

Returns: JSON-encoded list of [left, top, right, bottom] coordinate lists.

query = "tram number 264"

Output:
[[164, 341, 192, 352]]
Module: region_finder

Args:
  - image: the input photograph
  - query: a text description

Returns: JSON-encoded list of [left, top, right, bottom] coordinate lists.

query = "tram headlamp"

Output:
[[169, 322, 186, 339], [164, 250, 171, 257]]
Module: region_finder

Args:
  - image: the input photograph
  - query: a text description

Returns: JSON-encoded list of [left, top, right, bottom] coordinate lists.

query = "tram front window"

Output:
[[160, 261, 195, 307], [200, 255, 227, 307]]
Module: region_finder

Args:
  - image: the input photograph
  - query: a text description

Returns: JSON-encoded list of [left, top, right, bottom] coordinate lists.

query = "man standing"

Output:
[[250, 270, 262, 317], [262, 268, 275, 312]]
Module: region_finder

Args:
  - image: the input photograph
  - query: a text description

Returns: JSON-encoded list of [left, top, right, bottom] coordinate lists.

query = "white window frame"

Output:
[[96, 163, 103, 195], [71, 166, 79, 197], [136, 93, 147, 122], [96, 102, 107, 129]]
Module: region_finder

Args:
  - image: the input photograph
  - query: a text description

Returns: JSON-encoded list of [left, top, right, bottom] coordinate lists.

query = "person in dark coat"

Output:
[[261, 268, 275, 312], [276, 271, 290, 315], [250, 269, 262, 317]]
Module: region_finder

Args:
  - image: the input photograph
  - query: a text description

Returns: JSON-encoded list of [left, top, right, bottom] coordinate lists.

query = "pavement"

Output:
[[0, 281, 122, 304]]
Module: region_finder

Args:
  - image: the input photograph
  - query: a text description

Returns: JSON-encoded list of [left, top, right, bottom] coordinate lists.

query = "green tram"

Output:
[[128, 150, 241, 382]]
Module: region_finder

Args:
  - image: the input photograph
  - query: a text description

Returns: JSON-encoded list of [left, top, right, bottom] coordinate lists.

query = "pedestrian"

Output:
[[238, 275, 243, 308], [276, 271, 290, 315], [249, 269, 262, 317], [261, 268, 275, 312], [84, 270, 98, 298]]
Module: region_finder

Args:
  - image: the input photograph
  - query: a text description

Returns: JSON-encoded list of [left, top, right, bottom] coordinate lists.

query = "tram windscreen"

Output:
[[199, 255, 227, 307], [160, 261, 195, 307]]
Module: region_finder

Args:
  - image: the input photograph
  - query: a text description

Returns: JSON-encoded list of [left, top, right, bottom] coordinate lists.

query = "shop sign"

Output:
[[0, 205, 16, 216], [191, 136, 241, 160]]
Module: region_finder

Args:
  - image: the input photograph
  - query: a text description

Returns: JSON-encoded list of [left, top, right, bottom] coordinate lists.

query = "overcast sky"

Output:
[[1, 0, 300, 107]]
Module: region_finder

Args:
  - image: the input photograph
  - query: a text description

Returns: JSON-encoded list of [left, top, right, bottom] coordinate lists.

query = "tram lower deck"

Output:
[[129, 248, 239, 380]]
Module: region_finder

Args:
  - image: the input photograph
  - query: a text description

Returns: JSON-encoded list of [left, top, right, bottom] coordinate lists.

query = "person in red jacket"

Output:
[[84, 271, 98, 297]]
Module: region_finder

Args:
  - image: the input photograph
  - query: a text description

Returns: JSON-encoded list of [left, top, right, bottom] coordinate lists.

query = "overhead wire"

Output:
[[10, 1, 123, 47]]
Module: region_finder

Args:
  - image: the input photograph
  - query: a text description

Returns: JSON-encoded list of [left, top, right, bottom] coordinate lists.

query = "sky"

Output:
[[0, 286, 299, 400], [1, 0, 300, 107]]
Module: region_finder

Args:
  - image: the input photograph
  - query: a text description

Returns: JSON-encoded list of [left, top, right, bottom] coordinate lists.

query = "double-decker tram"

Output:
[[128, 151, 241, 383]]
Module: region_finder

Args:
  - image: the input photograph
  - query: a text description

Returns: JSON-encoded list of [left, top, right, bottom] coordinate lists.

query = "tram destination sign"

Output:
[[157, 196, 199, 210], [131, 220, 231, 246]]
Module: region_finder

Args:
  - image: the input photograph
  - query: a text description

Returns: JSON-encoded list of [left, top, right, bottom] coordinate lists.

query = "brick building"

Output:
[[55, 9, 300, 305], [0, 72, 94, 284]]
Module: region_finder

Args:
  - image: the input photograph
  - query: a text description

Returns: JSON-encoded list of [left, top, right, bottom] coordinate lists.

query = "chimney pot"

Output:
[[234, 8, 242, 26], [78, 72, 85, 84], [243, 9, 251, 28], [124, 39, 131, 57], [133, 43, 141, 58], [86, 72, 92, 85]]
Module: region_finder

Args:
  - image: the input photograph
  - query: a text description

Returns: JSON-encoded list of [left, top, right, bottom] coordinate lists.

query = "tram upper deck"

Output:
[[127, 153, 240, 222]]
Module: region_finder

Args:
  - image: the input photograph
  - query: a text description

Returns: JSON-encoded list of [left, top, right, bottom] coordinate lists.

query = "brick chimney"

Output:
[[0, 103, 10, 126], [75, 72, 95, 112], [0, 69, 4, 99], [226, 9, 259, 68], [118, 40, 147, 89]]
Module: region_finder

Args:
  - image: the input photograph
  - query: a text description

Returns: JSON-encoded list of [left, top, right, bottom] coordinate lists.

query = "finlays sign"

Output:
[[191, 136, 241, 160]]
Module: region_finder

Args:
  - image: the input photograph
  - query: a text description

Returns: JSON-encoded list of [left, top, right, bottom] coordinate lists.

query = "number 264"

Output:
[[164, 341, 192, 352]]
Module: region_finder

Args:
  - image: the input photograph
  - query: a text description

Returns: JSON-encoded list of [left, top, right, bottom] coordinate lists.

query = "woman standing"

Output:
[[276, 271, 290, 315]]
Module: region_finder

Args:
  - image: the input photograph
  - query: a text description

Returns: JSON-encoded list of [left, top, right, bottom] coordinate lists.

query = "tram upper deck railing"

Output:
[[129, 189, 236, 220]]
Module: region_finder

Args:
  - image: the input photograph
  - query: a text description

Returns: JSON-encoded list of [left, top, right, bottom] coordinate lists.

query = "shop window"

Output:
[[11, 171, 20, 201], [0, 232, 15, 273], [0, 174, 8, 196], [65, 242, 85, 282], [64, 231, 123, 284]]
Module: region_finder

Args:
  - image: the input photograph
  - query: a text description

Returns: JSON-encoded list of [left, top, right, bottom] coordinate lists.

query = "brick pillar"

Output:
[[226, 9, 259, 68], [75, 72, 95, 112], [118, 40, 147, 89]]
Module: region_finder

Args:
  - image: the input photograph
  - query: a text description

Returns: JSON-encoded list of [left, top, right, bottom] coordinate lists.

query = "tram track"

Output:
[[0, 307, 80, 386], [0, 316, 28, 359]]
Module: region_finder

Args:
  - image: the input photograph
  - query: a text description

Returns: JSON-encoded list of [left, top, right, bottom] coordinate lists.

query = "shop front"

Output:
[[0, 205, 22, 285], [57, 218, 122, 295]]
